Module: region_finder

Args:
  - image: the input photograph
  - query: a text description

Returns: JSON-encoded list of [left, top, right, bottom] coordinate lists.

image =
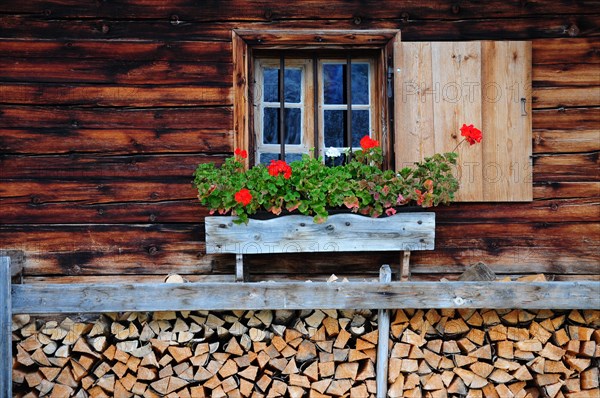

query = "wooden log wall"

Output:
[[0, 1, 599, 283]]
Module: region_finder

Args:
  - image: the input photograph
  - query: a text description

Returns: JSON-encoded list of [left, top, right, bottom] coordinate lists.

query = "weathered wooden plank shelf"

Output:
[[205, 212, 435, 281]]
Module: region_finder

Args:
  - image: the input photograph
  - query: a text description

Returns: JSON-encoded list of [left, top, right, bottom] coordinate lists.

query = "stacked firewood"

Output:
[[11, 308, 600, 397], [12, 309, 379, 397], [387, 309, 599, 398]]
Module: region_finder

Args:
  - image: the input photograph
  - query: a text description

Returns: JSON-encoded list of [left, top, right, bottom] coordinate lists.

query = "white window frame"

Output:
[[253, 57, 377, 163]]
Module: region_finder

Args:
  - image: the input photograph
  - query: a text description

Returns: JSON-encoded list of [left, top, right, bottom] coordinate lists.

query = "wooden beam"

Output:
[[1, 257, 13, 398], [376, 265, 392, 398], [11, 281, 599, 314]]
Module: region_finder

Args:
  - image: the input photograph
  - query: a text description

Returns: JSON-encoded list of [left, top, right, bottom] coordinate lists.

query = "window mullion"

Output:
[[279, 55, 286, 160], [346, 55, 352, 156]]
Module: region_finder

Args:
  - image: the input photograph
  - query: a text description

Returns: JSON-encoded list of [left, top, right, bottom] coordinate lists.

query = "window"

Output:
[[253, 56, 377, 164], [232, 31, 532, 202]]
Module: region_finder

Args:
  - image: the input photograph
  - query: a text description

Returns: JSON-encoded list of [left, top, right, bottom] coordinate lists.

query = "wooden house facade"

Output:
[[1, 1, 599, 397]]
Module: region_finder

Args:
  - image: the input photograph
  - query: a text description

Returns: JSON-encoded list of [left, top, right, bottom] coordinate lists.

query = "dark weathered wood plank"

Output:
[[533, 107, 600, 130], [533, 87, 600, 109], [2, 15, 598, 42], [0, 257, 12, 398], [0, 59, 232, 85], [0, 84, 233, 107], [532, 38, 600, 65], [533, 152, 600, 182], [11, 280, 600, 313], [0, 154, 222, 179], [533, 63, 600, 87], [533, 130, 600, 154], [2, 1, 598, 20], [0, 128, 232, 155], [0, 39, 232, 61], [205, 213, 435, 254], [533, 182, 600, 199], [0, 106, 232, 129]]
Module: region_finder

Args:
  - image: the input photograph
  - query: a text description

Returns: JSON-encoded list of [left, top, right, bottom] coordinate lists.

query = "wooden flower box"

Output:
[[205, 212, 436, 281]]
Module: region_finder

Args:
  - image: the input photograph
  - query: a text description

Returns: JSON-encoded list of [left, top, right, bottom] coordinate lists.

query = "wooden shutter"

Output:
[[395, 41, 532, 201]]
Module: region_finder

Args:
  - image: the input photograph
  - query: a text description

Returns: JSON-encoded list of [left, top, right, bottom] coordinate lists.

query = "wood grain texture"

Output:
[[206, 213, 435, 254], [0, 106, 232, 129], [0, 128, 233, 155], [0, 257, 12, 398], [0, 39, 232, 61], [0, 84, 233, 107], [2, 1, 597, 20], [432, 41, 483, 201], [482, 41, 533, 201], [11, 280, 600, 313], [2, 15, 598, 42]]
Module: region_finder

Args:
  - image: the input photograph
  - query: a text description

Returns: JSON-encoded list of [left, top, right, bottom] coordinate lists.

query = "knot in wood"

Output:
[[400, 12, 409, 23], [30, 196, 41, 205], [353, 16, 362, 25], [451, 4, 460, 14], [170, 15, 181, 25], [101, 24, 110, 34], [264, 9, 273, 20], [147, 246, 159, 255], [326, 225, 335, 232], [567, 24, 580, 37]]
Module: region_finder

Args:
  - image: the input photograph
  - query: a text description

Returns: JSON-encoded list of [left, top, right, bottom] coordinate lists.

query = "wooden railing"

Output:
[[2, 256, 599, 397]]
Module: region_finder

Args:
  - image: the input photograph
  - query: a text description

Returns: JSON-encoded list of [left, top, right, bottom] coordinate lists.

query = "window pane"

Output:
[[262, 67, 302, 103], [352, 63, 369, 105], [263, 107, 279, 144], [263, 107, 301, 145], [323, 64, 344, 104], [259, 153, 279, 164], [264, 68, 279, 102], [259, 152, 304, 164], [352, 110, 370, 147], [324, 109, 345, 147]]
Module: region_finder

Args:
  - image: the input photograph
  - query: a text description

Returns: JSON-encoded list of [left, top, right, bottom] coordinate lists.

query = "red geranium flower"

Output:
[[460, 124, 483, 146], [268, 160, 292, 179], [359, 135, 379, 150], [234, 148, 248, 159], [234, 188, 252, 206]]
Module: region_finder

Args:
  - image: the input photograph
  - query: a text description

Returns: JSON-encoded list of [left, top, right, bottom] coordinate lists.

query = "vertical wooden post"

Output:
[[376, 264, 391, 398], [235, 254, 245, 282], [1, 256, 12, 398], [400, 250, 411, 281]]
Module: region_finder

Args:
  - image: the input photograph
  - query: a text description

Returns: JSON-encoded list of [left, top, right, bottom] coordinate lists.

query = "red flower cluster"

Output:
[[268, 160, 292, 179], [460, 124, 483, 146], [360, 135, 379, 150], [234, 148, 248, 159], [234, 188, 252, 206]]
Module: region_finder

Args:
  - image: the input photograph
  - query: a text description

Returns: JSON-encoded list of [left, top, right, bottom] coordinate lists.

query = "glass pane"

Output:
[[352, 110, 370, 147], [262, 67, 302, 103], [285, 108, 301, 145], [325, 153, 348, 166], [352, 63, 369, 105], [259, 153, 279, 164], [323, 64, 344, 105], [285, 69, 302, 103], [263, 68, 279, 102], [263, 107, 301, 145], [324, 109, 345, 147], [259, 152, 304, 165], [263, 107, 279, 144]]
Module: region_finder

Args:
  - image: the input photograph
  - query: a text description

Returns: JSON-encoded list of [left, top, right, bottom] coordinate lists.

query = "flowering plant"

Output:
[[194, 124, 481, 224]]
